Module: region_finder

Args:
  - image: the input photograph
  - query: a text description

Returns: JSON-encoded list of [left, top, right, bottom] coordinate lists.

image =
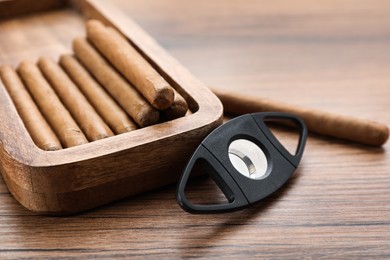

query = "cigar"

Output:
[[212, 88, 389, 147], [59, 54, 138, 134], [0, 66, 62, 151], [73, 37, 159, 127], [17, 61, 88, 148], [38, 57, 113, 141], [86, 20, 174, 110], [161, 89, 188, 121]]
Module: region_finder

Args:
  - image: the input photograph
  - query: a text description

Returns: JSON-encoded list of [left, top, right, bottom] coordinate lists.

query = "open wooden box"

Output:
[[0, 0, 223, 214]]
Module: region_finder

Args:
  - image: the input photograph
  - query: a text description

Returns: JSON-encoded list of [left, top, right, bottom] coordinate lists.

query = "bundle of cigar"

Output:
[[0, 20, 188, 151]]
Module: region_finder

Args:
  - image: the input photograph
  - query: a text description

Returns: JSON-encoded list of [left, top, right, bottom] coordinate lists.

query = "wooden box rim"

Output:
[[0, 0, 223, 167], [0, 0, 223, 214]]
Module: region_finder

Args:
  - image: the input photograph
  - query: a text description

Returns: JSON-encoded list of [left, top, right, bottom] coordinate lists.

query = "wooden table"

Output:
[[1, 0, 389, 258]]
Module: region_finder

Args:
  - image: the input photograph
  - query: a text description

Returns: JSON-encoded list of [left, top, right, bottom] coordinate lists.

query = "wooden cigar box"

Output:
[[0, 0, 223, 214]]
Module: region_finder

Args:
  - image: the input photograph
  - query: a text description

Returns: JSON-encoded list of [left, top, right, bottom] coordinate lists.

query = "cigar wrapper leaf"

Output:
[[212, 88, 389, 147]]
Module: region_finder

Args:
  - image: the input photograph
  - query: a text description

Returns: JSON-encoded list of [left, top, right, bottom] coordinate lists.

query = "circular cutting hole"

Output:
[[228, 139, 269, 180]]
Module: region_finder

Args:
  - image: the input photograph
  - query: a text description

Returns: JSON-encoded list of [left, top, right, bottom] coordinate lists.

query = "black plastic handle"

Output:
[[176, 145, 248, 214], [251, 112, 308, 167], [176, 112, 308, 214]]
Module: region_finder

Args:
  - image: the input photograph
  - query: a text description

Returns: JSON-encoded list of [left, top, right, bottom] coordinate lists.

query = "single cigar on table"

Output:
[[86, 19, 174, 110], [17, 61, 88, 148], [0, 66, 62, 151], [212, 88, 389, 147], [161, 89, 188, 121], [38, 57, 113, 141], [59, 54, 138, 134], [73, 37, 159, 127]]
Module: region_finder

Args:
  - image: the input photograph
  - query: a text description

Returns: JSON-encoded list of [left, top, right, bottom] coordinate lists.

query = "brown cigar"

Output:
[[86, 20, 174, 110], [0, 66, 62, 151], [17, 61, 88, 148], [212, 88, 389, 146], [59, 54, 137, 134], [38, 57, 113, 141], [73, 37, 159, 127], [161, 89, 188, 121]]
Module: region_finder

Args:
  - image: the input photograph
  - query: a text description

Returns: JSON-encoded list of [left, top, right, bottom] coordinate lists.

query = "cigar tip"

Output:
[[125, 125, 138, 132], [162, 96, 189, 119], [117, 126, 137, 134], [377, 124, 390, 145], [72, 37, 90, 53], [87, 19, 102, 25], [59, 53, 72, 59], [153, 87, 175, 110], [18, 60, 34, 67], [43, 145, 62, 151], [17, 60, 35, 73], [137, 109, 160, 128], [177, 97, 189, 111], [59, 54, 74, 64], [86, 19, 105, 30], [91, 133, 112, 141], [73, 37, 85, 45], [161, 108, 188, 121], [0, 64, 12, 71], [0, 65, 13, 76], [37, 56, 52, 65]]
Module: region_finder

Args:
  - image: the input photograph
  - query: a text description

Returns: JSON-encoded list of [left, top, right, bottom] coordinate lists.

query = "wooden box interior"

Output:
[[0, 0, 223, 214]]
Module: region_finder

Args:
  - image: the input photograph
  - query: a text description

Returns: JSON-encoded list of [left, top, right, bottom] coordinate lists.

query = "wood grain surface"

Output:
[[1, 0, 389, 258]]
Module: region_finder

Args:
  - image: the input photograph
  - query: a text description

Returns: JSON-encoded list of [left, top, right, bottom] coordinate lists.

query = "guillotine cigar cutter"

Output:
[[176, 112, 308, 214]]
